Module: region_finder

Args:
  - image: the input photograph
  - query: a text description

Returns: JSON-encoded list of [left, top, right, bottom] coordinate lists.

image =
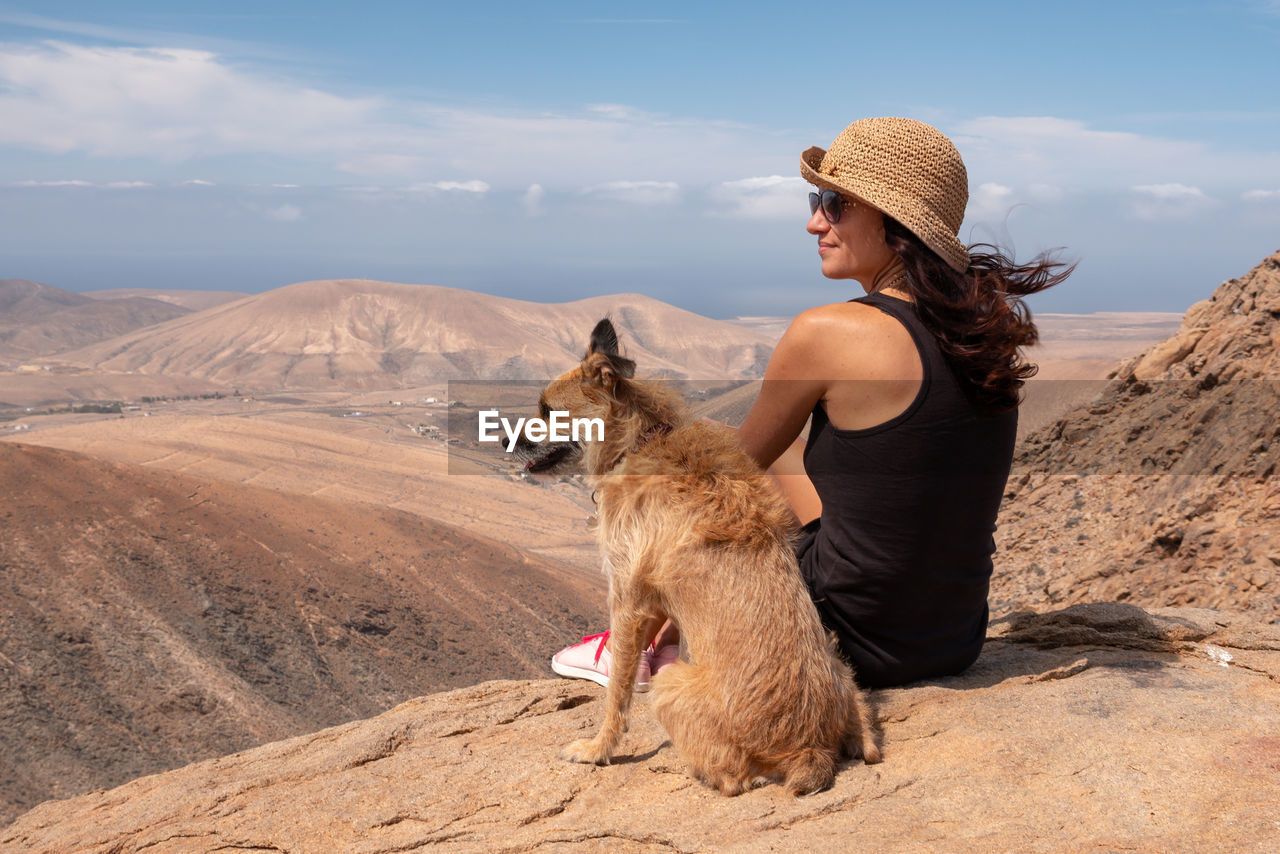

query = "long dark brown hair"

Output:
[[882, 216, 1075, 413]]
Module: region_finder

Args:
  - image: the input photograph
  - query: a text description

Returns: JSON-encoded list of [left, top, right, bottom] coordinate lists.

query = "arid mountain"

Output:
[[0, 279, 84, 320], [0, 279, 189, 365], [994, 248, 1280, 622], [83, 288, 248, 312], [8, 604, 1280, 852], [46, 279, 776, 391], [0, 441, 607, 825]]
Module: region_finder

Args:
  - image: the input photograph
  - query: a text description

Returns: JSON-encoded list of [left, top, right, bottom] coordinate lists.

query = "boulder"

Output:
[[999, 249, 1280, 623], [6, 603, 1279, 853]]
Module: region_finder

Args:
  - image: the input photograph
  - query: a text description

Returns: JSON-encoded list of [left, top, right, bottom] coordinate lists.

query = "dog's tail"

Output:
[[782, 747, 836, 797], [844, 686, 882, 765]]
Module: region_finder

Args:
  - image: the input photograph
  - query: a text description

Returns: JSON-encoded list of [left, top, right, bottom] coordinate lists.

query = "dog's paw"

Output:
[[561, 738, 613, 766]]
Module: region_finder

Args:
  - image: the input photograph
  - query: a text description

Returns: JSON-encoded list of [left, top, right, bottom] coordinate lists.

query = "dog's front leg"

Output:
[[561, 606, 648, 766]]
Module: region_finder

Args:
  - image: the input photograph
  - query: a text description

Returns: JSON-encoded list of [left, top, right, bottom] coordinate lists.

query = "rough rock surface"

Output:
[[5, 603, 1279, 852], [996, 249, 1280, 622]]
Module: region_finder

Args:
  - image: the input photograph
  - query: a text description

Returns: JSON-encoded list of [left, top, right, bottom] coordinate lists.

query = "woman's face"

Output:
[[806, 190, 898, 285]]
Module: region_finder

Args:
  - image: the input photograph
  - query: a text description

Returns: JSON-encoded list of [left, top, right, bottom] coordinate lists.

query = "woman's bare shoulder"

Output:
[[783, 300, 901, 345], [782, 300, 919, 378]]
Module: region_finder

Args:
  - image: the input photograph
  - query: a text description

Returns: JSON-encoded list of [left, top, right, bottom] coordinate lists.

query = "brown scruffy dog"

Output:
[[518, 317, 880, 796]]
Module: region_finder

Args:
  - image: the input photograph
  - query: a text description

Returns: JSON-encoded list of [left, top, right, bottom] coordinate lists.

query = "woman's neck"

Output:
[[866, 259, 911, 302]]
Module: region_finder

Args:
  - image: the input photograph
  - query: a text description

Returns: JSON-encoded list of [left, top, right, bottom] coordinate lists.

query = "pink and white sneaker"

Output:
[[551, 630, 652, 692]]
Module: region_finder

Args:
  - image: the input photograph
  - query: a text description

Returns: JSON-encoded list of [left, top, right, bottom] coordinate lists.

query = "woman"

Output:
[[552, 117, 1071, 689]]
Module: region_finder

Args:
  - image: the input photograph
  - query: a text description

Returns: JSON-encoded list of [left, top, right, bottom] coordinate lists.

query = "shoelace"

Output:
[[577, 630, 610, 665]]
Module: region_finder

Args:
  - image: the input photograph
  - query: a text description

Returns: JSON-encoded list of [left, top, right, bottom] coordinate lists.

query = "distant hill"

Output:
[[692, 380, 763, 427], [0, 279, 189, 365], [995, 248, 1280, 623], [0, 278, 85, 320], [83, 288, 248, 312], [0, 441, 607, 825], [46, 279, 776, 391]]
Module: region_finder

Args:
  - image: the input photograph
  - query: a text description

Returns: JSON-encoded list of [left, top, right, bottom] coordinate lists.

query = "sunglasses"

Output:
[[808, 189, 853, 224]]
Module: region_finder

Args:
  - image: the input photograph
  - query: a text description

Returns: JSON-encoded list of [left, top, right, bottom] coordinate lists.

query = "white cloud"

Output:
[[708, 175, 806, 219], [0, 42, 380, 160], [400, 180, 490, 197], [10, 178, 151, 188], [1130, 183, 1212, 220], [522, 183, 546, 216], [0, 42, 790, 188], [265, 203, 302, 222], [1243, 188, 1280, 201], [10, 179, 91, 187], [951, 116, 1280, 193], [0, 11, 295, 62], [2, 40, 1275, 219], [967, 182, 1015, 220], [183, 178, 215, 186], [586, 103, 643, 120], [580, 180, 680, 205], [429, 180, 490, 193], [1133, 183, 1205, 199]]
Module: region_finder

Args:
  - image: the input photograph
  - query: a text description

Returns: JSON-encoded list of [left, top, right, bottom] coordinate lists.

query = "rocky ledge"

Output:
[[4, 603, 1279, 853]]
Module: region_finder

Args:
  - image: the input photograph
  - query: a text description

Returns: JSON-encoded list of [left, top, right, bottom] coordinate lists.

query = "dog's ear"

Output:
[[587, 318, 620, 357], [585, 317, 635, 381], [581, 352, 637, 391]]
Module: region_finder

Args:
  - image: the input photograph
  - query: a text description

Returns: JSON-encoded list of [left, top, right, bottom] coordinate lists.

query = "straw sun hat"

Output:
[[801, 117, 970, 273]]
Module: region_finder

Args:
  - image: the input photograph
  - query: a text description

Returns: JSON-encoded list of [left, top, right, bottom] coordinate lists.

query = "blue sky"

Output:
[[1, 1, 1278, 317]]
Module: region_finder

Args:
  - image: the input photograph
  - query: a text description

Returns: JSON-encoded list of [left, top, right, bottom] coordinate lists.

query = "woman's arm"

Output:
[[735, 310, 830, 470]]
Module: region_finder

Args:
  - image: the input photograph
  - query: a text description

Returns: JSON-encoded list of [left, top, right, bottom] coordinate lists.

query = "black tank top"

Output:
[[796, 291, 1017, 687]]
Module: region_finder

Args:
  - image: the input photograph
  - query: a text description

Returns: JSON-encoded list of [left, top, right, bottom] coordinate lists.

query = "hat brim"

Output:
[[801, 146, 869, 203], [800, 145, 970, 273]]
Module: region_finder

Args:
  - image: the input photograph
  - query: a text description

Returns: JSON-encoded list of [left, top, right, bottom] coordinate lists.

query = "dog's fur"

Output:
[[520, 318, 880, 796]]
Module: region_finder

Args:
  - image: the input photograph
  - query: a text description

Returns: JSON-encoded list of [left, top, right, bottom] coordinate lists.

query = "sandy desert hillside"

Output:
[[43, 279, 776, 391], [0, 279, 189, 366], [994, 248, 1280, 622], [1028, 311, 1187, 379], [83, 288, 249, 312], [0, 396, 605, 572], [0, 441, 607, 826]]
